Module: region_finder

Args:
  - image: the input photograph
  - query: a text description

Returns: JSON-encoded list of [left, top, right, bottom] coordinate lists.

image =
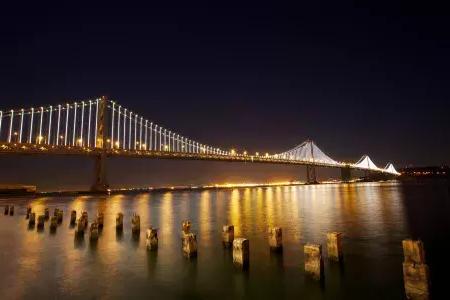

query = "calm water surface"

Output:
[[0, 181, 448, 299]]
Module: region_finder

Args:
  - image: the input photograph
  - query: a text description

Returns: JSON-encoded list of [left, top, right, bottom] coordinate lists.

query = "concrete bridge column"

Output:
[[306, 165, 317, 184], [91, 96, 109, 193], [340, 166, 351, 182]]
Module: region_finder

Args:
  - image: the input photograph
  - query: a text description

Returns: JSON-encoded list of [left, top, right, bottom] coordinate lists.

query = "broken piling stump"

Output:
[[233, 238, 249, 269], [75, 217, 86, 236], [4, 205, 9, 215], [132, 214, 140, 235], [57, 210, 63, 224], [97, 212, 104, 229], [116, 213, 123, 231], [9, 205, 14, 216], [44, 208, 50, 220], [26, 206, 31, 219], [182, 232, 197, 258], [268, 227, 283, 251], [304, 243, 323, 280], [28, 212, 36, 227], [327, 232, 343, 261], [50, 216, 58, 232], [70, 210, 76, 225], [402, 239, 430, 300], [182, 220, 191, 234], [146, 227, 158, 251], [37, 215, 45, 230], [222, 225, 234, 247], [90, 222, 99, 241]]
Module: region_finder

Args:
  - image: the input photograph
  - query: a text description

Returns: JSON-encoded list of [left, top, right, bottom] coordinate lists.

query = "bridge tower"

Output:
[[305, 140, 318, 184], [91, 96, 109, 192]]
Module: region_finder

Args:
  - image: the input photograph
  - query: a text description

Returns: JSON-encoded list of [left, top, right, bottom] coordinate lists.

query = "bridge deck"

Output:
[[0, 142, 397, 175]]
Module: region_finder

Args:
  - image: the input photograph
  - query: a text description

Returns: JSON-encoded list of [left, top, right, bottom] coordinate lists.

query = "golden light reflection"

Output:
[[160, 192, 174, 238], [198, 190, 211, 245], [265, 187, 275, 228], [229, 189, 241, 236]]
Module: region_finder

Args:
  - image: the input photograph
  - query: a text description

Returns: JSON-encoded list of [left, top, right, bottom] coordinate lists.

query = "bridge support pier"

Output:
[[306, 165, 318, 184], [340, 167, 351, 182], [91, 153, 109, 192]]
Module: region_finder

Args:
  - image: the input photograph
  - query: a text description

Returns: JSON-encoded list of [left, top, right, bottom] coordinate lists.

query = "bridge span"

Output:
[[0, 97, 399, 191]]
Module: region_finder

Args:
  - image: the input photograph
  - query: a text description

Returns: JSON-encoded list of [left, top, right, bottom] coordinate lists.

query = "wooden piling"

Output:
[[97, 212, 104, 229], [402, 239, 430, 300], [26, 206, 31, 219], [4, 205, 9, 215], [327, 232, 343, 261], [44, 208, 50, 220], [37, 215, 45, 229], [304, 243, 323, 280], [70, 210, 77, 225], [132, 213, 140, 235], [268, 227, 283, 251], [233, 238, 249, 269], [28, 212, 36, 226], [75, 217, 86, 236], [57, 210, 63, 224], [222, 225, 234, 247], [50, 216, 58, 231], [182, 232, 197, 258], [146, 227, 158, 251], [9, 205, 14, 216], [182, 220, 191, 234], [116, 213, 123, 231], [90, 222, 99, 241]]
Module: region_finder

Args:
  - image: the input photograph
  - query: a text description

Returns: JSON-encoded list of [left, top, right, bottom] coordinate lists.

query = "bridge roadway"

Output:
[[0, 141, 396, 174]]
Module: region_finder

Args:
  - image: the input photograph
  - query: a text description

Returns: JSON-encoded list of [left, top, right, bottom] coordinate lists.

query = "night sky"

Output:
[[1, 2, 449, 189]]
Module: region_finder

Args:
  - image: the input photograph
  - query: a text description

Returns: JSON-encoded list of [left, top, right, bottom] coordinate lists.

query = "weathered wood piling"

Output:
[[28, 212, 36, 226], [402, 239, 430, 300], [304, 243, 323, 280], [146, 227, 158, 251], [233, 238, 249, 269], [9, 205, 14, 216], [37, 215, 45, 230], [4, 205, 9, 215], [268, 227, 283, 251], [222, 225, 234, 247], [116, 213, 123, 231], [70, 210, 77, 225], [90, 222, 99, 241], [182, 220, 191, 234], [75, 217, 85, 236], [44, 208, 50, 220], [182, 232, 197, 257], [327, 232, 343, 261], [97, 212, 104, 229], [75, 213, 88, 236], [57, 210, 63, 224], [132, 214, 140, 235], [26, 206, 31, 219], [50, 216, 58, 231]]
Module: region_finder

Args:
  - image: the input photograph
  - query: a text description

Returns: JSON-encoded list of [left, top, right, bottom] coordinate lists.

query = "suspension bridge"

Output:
[[0, 97, 400, 192]]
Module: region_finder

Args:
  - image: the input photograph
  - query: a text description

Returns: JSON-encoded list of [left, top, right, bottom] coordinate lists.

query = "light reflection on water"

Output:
[[0, 181, 423, 299]]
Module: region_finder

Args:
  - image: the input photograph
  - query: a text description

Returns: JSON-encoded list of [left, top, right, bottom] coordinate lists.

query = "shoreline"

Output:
[[0, 178, 403, 198]]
